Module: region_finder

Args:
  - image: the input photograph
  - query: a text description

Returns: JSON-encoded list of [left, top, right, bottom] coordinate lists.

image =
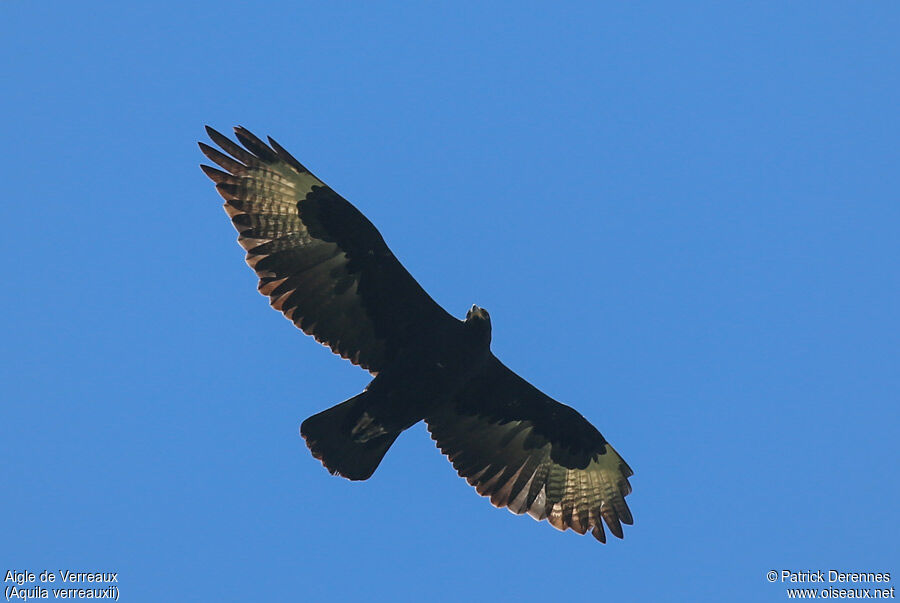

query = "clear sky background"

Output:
[[2, 2, 897, 601]]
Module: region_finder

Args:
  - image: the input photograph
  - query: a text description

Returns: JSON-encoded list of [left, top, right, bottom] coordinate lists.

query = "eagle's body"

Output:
[[200, 127, 634, 542]]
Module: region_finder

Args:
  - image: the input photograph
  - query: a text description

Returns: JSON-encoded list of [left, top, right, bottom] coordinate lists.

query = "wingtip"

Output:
[[603, 511, 624, 539], [199, 163, 231, 183], [203, 124, 251, 138]]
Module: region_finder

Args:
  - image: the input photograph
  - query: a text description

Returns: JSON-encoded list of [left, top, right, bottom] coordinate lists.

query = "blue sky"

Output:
[[2, 2, 897, 601]]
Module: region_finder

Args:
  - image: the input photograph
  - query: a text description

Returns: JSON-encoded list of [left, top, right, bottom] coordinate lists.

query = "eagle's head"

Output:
[[465, 304, 492, 346], [466, 304, 491, 322]]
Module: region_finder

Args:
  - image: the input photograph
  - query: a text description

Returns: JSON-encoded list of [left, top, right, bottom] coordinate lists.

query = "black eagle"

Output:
[[199, 127, 634, 542]]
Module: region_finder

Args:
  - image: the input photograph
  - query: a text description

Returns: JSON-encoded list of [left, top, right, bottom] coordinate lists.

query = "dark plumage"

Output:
[[199, 126, 634, 542]]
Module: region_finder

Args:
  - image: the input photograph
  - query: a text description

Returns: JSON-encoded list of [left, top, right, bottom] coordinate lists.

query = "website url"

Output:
[[786, 586, 895, 599]]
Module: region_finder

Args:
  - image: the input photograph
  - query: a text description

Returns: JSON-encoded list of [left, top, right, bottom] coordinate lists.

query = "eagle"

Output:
[[199, 127, 634, 542]]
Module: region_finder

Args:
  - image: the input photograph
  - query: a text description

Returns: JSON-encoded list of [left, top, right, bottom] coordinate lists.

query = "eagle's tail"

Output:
[[300, 392, 401, 481]]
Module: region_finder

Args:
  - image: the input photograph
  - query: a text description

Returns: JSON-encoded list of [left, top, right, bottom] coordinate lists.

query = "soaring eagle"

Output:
[[199, 127, 634, 542]]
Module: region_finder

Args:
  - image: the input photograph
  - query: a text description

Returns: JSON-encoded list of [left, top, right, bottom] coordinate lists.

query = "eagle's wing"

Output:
[[426, 356, 633, 542], [200, 126, 458, 373]]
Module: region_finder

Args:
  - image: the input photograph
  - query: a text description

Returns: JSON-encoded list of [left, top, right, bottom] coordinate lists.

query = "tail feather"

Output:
[[300, 392, 400, 480]]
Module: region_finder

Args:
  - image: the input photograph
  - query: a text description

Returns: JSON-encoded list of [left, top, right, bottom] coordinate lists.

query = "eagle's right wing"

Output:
[[200, 126, 459, 374], [426, 356, 634, 542]]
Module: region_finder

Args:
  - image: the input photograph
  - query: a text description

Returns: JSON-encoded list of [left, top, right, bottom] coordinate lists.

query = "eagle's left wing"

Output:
[[426, 356, 634, 542], [199, 126, 459, 374]]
